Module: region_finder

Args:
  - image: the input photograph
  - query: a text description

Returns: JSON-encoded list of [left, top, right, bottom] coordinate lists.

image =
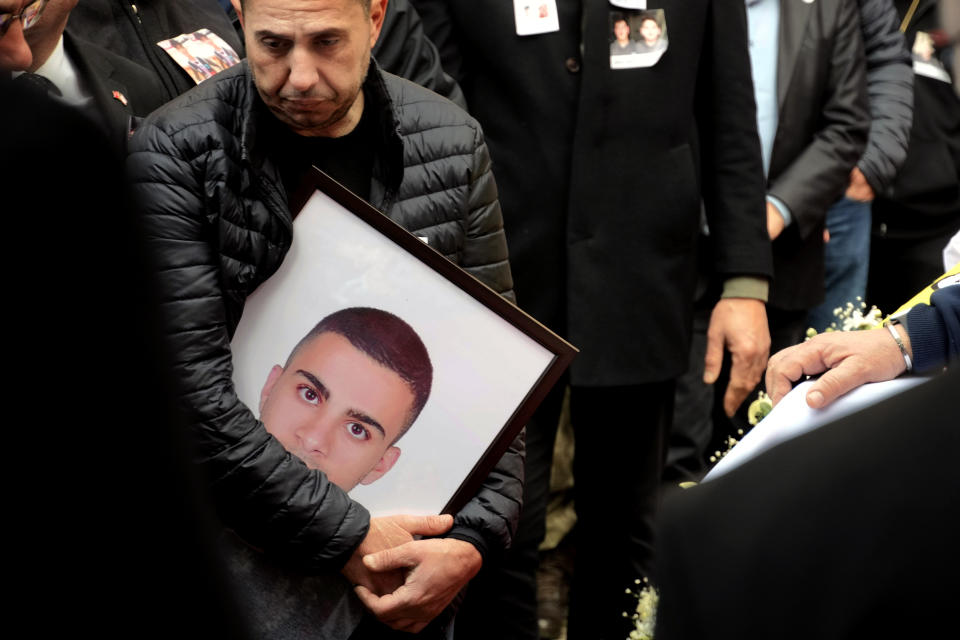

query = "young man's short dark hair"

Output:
[[287, 306, 433, 434]]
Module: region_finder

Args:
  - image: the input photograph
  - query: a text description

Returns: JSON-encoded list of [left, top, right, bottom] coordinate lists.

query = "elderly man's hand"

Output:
[[766, 201, 786, 240], [341, 514, 453, 597], [765, 327, 910, 409], [704, 298, 770, 417], [845, 167, 875, 202], [354, 537, 482, 633]]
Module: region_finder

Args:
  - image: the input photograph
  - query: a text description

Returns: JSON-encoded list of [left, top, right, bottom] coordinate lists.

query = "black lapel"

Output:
[[62, 32, 132, 138], [777, 0, 816, 108]]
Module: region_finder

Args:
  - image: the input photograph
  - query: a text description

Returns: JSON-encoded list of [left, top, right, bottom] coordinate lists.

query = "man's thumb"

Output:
[[401, 513, 454, 536], [806, 368, 856, 409]]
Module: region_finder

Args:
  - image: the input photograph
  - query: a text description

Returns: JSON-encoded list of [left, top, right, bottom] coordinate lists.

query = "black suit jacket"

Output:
[[63, 31, 167, 152], [414, 0, 773, 385], [66, 0, 244, 103], [654, 366, 960, 640], [767, 0, 870, 310]]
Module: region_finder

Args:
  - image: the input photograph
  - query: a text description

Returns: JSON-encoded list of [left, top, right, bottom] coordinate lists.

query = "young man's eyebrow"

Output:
[[296, 370, 330, 401], [296, 370, 386, 438], [347, 409, 386, 438]]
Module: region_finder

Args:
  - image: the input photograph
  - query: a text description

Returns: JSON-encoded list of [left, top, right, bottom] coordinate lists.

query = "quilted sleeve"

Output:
[[126, 112, 370, 571], [457, 122, 516, 304]]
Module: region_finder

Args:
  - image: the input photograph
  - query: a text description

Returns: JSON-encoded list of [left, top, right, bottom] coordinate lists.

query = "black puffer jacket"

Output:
[[126, 60, 521, 571]]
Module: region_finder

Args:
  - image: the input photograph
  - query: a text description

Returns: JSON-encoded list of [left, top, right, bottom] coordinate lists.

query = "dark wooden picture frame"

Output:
[[232, 168, 576, 517]]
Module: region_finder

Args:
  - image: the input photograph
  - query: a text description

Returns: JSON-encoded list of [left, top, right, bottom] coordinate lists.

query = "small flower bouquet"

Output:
[[624, 578, 659, 640]]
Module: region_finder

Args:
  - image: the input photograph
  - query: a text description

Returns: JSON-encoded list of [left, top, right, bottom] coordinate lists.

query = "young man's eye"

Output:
[[345, 422, 370, 441], [297, 386, 320, 405]]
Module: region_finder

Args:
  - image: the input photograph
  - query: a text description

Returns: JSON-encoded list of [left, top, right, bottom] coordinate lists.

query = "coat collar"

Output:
[[240, 57, 405, 212]]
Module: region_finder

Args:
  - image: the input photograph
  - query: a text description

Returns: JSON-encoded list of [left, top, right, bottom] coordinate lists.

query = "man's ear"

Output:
[[359, 446, 400, 485], [368, 0, 388, 49], [258, 364, 284, 414], [230, 0, 244, 29]]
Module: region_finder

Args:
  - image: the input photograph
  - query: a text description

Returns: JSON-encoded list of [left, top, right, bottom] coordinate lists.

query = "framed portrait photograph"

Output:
[[230, 168, 576, 519]]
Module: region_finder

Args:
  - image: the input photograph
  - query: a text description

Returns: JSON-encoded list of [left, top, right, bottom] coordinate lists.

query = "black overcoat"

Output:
[[414, 0, 773, 385]]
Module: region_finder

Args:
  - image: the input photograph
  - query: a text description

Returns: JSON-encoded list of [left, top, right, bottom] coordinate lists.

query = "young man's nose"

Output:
[[295, 417, 335, 453]]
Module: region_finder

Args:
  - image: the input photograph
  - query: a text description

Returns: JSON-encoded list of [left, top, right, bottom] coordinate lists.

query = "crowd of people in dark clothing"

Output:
[[2, 0, 957, 639]]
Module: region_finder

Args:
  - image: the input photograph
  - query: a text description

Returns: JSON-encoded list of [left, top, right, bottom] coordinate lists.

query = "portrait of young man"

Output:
[[258, 306, 433, 493]]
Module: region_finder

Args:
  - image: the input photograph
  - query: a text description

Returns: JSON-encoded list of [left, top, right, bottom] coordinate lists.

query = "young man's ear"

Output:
[[368, 0, 388, 49], [230, 0, 244, 29], [258, 364, 284, 414], [359, 446, 401, 485]]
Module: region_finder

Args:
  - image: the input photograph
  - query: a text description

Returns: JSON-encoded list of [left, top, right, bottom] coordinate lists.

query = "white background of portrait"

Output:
[[231, 190, 555, 518]]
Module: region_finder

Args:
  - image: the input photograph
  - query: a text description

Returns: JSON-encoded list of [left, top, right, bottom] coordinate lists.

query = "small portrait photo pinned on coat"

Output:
[[157, 28, 240, 84], [911, 30, 951, 83], [513, 0, 559, 36], [609, 9, 667, 69]]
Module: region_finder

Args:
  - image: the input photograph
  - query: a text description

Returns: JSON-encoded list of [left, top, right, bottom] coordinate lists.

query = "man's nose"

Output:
[[286, 46, 319, 94], [296, 416, 336, 453], [0, 21, 34, 72]]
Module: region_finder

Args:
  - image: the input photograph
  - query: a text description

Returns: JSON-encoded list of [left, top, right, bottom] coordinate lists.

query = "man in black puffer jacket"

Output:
[[126, 0, 521, 637]]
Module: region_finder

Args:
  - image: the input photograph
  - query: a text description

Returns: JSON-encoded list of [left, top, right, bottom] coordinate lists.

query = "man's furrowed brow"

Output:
[[253, 28, 288, 40], [347, 409, 386, 438], [253, 26, 348, 40], [296, 370, 330, 401]]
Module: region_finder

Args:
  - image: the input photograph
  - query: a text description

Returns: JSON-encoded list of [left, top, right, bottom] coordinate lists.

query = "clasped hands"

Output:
[[341, 513, 482, 633]]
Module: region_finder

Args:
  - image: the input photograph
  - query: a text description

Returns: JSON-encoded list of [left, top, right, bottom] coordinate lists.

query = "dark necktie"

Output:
[[14, 72, 62, 98]]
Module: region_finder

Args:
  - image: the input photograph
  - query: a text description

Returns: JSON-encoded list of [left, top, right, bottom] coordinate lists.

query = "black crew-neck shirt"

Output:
[[261, 93, 376, 205]]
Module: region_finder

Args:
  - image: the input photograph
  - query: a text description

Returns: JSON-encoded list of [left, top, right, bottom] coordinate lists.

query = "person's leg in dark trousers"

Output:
[[566, 382, 674, 640], [664, 304, 715, 484], [455, 379, 568, 640]]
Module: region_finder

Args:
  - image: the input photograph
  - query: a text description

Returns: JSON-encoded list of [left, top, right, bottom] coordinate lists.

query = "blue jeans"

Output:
[[807, 196, 872, 332]]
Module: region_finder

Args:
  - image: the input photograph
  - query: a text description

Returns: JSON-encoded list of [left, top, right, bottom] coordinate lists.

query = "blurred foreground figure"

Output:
[[655, 363, 959, 640], [1, 67, 249, 637]]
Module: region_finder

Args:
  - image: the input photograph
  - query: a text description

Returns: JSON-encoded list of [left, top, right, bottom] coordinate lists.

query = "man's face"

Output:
[[640, 19, 661, 45], [259, 331, 414, 491], [232, 0, 385, 137], [614, 19, 630, 44], [0, 0, 35, 71]]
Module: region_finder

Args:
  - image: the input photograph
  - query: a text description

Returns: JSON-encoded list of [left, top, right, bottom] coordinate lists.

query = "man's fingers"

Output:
[[355, 584, 403, 615], [723, 344, 767, 416], [364, 541, 419, 573], [703, 329, 724, 384], [387, 619, 427, 633], [765, 358, 796, 406], [765, 342, 831, 406], [723, 360, 762, 416], [355, 585, 426, 630], [722, 378, 752, 417], [392, 513, 453, 537], [805, 363, 863, 409]]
